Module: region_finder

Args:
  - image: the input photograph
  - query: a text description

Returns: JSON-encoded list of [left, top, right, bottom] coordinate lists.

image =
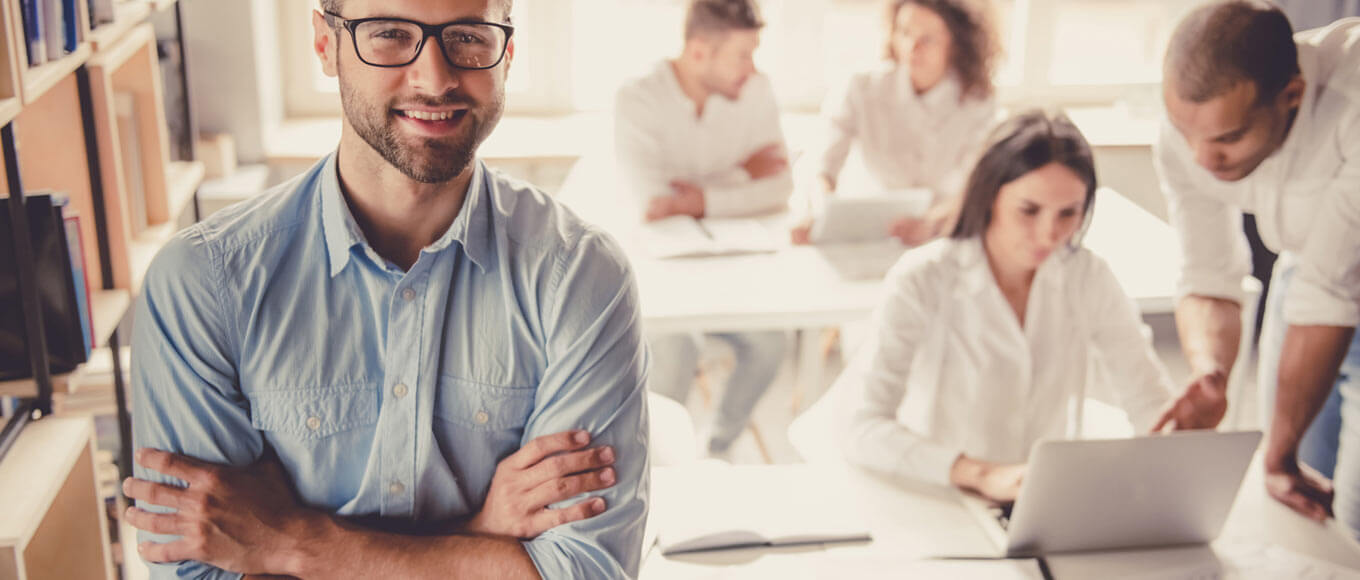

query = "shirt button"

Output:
[[474, 410, 490, 425], [388, 481, 405, 495], [401, 288, 417, 301], [392, 383, 409, 398], [306, 416, 321, 431]]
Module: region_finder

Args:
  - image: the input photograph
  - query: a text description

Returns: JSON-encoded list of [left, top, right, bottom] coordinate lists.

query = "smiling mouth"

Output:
[[396, 109, 468, 122]]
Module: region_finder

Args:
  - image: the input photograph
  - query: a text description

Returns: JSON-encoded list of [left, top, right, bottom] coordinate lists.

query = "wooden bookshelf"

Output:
[[15, 43, 91, 105], [8, 72, 105, 293], [87, 0, 152, 51], [87, 23, 175, 290], [0, 0, 21, 125], [0, 417, 115, 580], [150, 0, 178, 13], [166, 159, 204, 221]]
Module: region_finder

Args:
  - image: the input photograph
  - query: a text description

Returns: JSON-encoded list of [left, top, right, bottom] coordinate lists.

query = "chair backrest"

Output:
[[648, 392, 699, 467]]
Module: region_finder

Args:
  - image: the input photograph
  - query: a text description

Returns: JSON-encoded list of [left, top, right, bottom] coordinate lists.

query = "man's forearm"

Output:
[[1267, 325, 1356, 467], [287, 513, 540, 580], [1175, 295, 1243, 377]]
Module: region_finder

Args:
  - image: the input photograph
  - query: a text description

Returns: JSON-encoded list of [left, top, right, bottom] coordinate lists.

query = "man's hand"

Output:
[[465, 430, 617, 539], [950, 456, 1027, 504], [645, 181, 705, 221], [1152, 369, 1228, 432], [741, 144, 788, 180], [1265, 455, 1334, 523], [122, 449, 314, 577], [790, 218, 814, 245]]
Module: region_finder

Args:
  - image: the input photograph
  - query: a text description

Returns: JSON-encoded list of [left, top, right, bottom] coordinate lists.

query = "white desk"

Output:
[[640, 460, 1360, 579]]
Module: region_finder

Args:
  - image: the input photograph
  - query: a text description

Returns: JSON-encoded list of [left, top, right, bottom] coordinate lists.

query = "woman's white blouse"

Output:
[[842, 237, 1175, 486], [817, 63, 997, 199]]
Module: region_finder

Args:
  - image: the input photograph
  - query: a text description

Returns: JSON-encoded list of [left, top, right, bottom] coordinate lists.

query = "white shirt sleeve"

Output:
[[613, 84, 675, 208], [701, 77, 795, 218], [1155, 122, 1253, 305], [841, 254, 962, 487], [1078, 252, 1176, 431], [817, 73, 859, 184], [1285, 100, 1360, 326]]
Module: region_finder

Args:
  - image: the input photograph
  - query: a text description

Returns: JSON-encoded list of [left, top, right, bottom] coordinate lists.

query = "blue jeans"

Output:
[[1258, 259, 1358, 479], [647, 331, 787, 453]]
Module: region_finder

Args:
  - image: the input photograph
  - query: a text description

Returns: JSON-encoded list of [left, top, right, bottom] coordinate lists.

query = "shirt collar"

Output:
[[321, 152, 492, 277], [896, 64, 962, 110]]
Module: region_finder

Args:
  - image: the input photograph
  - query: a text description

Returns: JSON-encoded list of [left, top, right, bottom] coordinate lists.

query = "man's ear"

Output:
[[1279, 74, 1306, 111], [313, 10, 339, 78], [503, 36, 515, 76]]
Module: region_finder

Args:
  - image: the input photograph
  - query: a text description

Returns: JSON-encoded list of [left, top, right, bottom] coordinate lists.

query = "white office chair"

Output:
[[648, 392, 699, 467]]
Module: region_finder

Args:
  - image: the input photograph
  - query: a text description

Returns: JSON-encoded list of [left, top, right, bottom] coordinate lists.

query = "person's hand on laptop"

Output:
[[466, 430, 618, 539], [950, 455, 1027, 504], [1151, 368, 1228, 432], [1265, 453, 1334, 524]]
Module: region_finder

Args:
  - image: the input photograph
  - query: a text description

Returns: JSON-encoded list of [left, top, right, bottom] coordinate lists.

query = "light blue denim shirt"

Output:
[[131, 152, 650, 578]]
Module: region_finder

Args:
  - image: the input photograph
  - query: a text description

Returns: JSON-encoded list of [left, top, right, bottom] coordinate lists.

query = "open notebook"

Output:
[[636, 216, 780, 259], [649, 462, 872, 555]]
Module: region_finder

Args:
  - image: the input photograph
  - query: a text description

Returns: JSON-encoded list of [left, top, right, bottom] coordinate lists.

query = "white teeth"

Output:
[[403, 110, 456, 121]]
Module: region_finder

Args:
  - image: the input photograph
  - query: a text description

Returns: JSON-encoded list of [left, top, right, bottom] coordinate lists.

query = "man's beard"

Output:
[[339, 71, 504, 184]]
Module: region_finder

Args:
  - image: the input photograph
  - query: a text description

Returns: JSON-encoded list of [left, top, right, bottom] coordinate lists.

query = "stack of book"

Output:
[[0, 192, 96, 382], [18, 0, 92, 66]]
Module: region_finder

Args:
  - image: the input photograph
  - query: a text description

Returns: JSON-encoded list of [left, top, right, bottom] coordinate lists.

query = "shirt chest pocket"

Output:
[[249, 386, 379, 439], [433, 376, 536, 433]]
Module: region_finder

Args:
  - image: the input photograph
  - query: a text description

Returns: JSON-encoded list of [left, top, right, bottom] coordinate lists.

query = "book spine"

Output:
[[64, 212, 93, 354], [43, 0, 64, 60], [24, 0, 47, 67], [62, 0, 79, 52]]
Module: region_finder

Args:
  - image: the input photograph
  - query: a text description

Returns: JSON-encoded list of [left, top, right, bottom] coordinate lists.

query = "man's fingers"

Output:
[[529, 467, 618, 507], [138, 540, 196, 564], [136, 449, 215, 487], [524, 446, 615, 485], [505, 430, 591, 471], [531, 497, 607, 535], [124, 506, 187, 536], [123, 477, 189, 510], [1150, 405, 1176, 434]]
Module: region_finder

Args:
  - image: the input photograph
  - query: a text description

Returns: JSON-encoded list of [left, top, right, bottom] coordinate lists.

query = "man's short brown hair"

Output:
[[319, 0, 514, 23], [1165, 0, 1299, 104], [684, 0, 764, 40]]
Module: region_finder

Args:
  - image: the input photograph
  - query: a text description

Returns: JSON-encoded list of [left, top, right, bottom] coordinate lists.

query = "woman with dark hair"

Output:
[[838, 111, 1220, 503], [794, 0, 1000, 246]]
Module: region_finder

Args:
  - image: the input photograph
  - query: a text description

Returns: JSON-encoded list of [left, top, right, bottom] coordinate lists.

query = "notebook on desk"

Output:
[[650, 462, 872, 555], [637, 216, 779, 259]]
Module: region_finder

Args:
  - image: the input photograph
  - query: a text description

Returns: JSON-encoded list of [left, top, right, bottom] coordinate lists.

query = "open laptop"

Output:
[[959, 430, 1262, 558]]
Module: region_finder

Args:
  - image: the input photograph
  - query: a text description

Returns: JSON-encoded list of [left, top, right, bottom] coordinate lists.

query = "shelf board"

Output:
[[0, 96, 21, 127], [128, 222, 175, 293], [89, 290, 132, 348], [20, 44, 93, 105], [88, 2, 154, 51], [0, 362, 91, 397], [165, 160, 205, 222], [150, 0, 177, 12], [0, 416, 93, 549]]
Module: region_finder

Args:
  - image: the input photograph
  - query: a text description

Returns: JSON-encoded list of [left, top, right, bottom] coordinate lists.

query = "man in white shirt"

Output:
[[613, 0, 790, 456], [1156, 0, 1360, 533]]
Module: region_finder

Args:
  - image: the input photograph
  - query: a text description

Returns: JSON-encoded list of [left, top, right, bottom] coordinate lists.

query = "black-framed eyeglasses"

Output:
[[323, 11, 514, 70]]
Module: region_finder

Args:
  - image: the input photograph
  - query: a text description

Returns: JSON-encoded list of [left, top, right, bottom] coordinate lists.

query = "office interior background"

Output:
[[2, 0, 1360, 578]]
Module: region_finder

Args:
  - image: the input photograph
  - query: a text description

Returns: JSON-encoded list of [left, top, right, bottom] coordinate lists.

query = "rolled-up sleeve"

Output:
[[1286, 109, 1360, 327], [1155, 122, 1252, 305], [701, 76, 794, 218], [132, 229, 260, 580], [522, 229, 650, 578]]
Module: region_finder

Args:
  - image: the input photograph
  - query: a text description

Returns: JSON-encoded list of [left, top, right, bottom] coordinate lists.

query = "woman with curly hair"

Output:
[[794, 0, 1001, 246]]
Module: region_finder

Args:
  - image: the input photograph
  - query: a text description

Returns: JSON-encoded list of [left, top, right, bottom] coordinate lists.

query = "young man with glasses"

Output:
[[612, 0, 791, 460], [121, 1, 649, 577], [1155, 1, 1360, 535]]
